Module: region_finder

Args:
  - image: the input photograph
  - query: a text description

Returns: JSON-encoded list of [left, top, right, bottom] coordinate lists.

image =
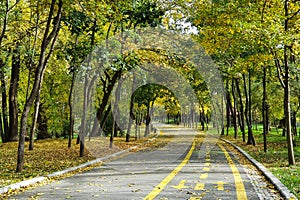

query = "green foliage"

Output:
[[123, 0, 165, 28]]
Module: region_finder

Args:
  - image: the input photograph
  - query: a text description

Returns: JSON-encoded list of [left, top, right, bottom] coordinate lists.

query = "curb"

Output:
[[0, 131, 160, 196], [219, 137, 298, 200]]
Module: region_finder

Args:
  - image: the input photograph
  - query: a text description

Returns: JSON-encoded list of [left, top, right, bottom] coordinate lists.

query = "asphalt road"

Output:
[[8, 125, 282, 200]]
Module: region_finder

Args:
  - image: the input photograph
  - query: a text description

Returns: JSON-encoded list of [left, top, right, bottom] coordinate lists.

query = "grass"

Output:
[[220, 125, 300, 198]]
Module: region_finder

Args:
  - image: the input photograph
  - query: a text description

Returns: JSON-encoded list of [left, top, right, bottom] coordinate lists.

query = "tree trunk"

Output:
[[29, 89, 41, 147], [243, 73, 255, 146], [36, 104, 50, 140], [68, 35, 78, 147], [16, 0, 62, 172], [68, 70, 75, 147], [235, 78, 246, 142], [144, 101, 151, 136], [291, 111, 297, 137], [8, 46, 20, 142], [1, 59, 9, 142], [284, 52, 295, 164], [93, 71, 122, 136], [220, 94, 225, 135], [283, 0, 295, 165], [200, 111, 205, 131], [79, 74, 88, 157], [0, 0, 10, 143], [225, 80, 232, 136], [0, 112, 4, 142], [112, 78, 122, 138], [126, 107, 134, 141], [126, 75, 136, 142], [110, 120, 114, 148], [262, 66, 268, 152], [231, 80, 238, 139], [100, 105, 111, 135]]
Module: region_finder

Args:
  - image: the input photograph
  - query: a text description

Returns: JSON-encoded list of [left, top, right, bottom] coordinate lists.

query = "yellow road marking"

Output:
[[204, 163, 210, 166], [203, 167, 210, 172], [218, 144, 248, 200], [214, 181, 226, 191], [189, 196, 202, 200], [194, 183, 205, 190], [199, 173, 208, 179], [172, 180, 188, 190], [144, 140, 196, 200]]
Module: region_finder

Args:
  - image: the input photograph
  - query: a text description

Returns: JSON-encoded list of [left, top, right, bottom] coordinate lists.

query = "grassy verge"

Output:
[[220, 126, 300, 198]]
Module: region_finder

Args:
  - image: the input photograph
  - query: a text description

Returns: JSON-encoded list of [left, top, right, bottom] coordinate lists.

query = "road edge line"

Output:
[[218, 143, 248, 200], [218, 137, 298, 200]]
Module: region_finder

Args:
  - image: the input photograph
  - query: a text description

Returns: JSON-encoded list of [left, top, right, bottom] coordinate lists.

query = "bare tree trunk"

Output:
[[126, 75, 136, 142], [27, 1, 40, 150], [68, 70, 75, 147], [79, 74, 88, 157], [220, 94, 225, 135], [235, 78, 246, 142], [231, 80, 238, 139], [97, 104, 111, 137], [28, 88, 40, 150], [91, 70, 122, 137], [243, 72, 255, 146], [284, 51, 295, 164], [110, 121, 115, 149], [1, 59, 9, 142], [225, 80, 233, 136], [0, 0, 9, 143], [112, 78, 122, 138], [144, 101, 151, 136], [16, 0, 62, 172], [8, 45, 20, 142], [0, 112, 4, 142], [67, 34, 79, 147], [283, 0, 295, 165], [291, 111, 297, 137], [262, 66, 268, 152]]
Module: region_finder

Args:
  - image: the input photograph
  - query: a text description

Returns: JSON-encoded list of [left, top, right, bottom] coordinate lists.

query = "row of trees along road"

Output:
[[0, 0, 298, 173]]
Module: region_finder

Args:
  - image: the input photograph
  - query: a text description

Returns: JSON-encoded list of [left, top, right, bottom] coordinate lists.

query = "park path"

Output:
[[8, 125, 282, 200]]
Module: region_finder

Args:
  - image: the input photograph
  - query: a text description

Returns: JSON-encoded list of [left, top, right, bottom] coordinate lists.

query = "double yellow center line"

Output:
[[144, 137, 248, 200], [144, 140, 196, 200]]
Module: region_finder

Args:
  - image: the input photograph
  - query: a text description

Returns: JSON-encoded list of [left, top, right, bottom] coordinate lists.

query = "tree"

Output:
[[16, 0, 63, 172], [282, 0, 296, 165], [8, 44, 20, 142], [133, 84, 171, 136], [63, 6, 96, 148], [0, 0, 20, 143]]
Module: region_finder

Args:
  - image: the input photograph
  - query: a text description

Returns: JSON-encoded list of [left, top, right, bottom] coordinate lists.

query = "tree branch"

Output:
[[287, 8, 300, 21], [271, 49, 285, 88], [0, 0, 9, 46], [45, 0, 63, 47], [7, 0, 20, 13]]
